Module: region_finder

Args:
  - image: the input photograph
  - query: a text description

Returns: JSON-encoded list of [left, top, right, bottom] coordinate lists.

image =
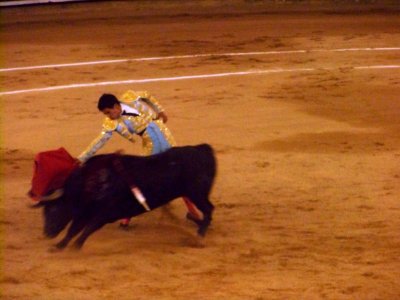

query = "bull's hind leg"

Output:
[[187, 196, 214, 237]]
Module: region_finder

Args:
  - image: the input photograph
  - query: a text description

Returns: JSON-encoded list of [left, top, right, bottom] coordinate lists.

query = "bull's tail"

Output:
[[184, 144, 216, 236], [196, 143, 217, 182]]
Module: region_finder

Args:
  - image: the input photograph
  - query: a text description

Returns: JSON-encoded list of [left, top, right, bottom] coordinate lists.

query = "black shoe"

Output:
[[119, 222, 130, 230]]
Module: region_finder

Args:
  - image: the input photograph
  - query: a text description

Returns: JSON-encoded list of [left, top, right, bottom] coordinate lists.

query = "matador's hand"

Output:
[[158, 112, 168, 123]]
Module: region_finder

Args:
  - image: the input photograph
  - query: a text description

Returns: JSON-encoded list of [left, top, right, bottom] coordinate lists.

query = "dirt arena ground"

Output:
[[1, 1, 400, 299]]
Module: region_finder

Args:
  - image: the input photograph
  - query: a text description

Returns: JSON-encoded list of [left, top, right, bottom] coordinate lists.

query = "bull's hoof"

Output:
[[48, 245, 64, 253], [44, 231, 58, 239], [71, 243, 83, 251]]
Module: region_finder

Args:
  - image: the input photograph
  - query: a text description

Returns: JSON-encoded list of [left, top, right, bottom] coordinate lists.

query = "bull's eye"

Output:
[[45, 203, 59, 214], [45, 189, 55, 197]]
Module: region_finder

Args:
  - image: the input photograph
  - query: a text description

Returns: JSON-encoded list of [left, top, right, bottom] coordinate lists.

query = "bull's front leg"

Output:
[[72, 218, 106, 250], [51, 218, 87, 251]]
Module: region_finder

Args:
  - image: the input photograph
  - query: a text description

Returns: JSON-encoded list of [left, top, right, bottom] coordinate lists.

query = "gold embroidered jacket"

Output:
[[77, 91, 174, 163]]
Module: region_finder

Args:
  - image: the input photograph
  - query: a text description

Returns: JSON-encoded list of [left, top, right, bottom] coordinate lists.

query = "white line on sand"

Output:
[[1, 65, 399, 96], [1, 47, 399, 73]]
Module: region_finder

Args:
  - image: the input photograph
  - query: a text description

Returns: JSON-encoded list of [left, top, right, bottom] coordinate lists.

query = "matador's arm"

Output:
[[137, 91, 164, 114], [77, 129, 113, 163], [121, 90, 166, 121]]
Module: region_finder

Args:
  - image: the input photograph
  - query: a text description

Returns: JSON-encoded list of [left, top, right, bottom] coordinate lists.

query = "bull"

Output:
[[29, 144, 216, 250]]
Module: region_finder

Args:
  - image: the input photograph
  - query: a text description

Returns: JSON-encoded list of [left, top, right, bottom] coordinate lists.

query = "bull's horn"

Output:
[[28, 201, 45, 209], [38, 189, 64, 201]]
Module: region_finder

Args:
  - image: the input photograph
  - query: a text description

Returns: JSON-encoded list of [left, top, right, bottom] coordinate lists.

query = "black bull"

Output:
[[34, 144, 216, 250]]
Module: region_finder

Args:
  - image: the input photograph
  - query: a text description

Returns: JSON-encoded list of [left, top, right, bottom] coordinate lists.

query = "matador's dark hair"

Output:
[[97, 94, 120, 111]]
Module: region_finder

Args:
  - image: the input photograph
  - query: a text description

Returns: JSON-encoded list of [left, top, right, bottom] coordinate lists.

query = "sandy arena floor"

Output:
[[1, 1, 400, 299]]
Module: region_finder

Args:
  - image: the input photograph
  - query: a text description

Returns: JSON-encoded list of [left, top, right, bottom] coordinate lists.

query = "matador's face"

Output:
[[101, 103, 122, 120]]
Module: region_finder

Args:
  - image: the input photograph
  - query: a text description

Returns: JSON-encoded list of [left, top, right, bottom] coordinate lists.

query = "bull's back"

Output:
[[81, 144, 216, 201]]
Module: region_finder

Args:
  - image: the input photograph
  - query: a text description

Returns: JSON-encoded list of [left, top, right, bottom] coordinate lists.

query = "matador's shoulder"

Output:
[[120, 90, 151, 103], [102, 117, 118, 131]]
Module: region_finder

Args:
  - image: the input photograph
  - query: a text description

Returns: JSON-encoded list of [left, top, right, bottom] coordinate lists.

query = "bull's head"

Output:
[[42, 196, 73, 238], [28, 148, 78, 238], [28, 189, 72, 238]]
